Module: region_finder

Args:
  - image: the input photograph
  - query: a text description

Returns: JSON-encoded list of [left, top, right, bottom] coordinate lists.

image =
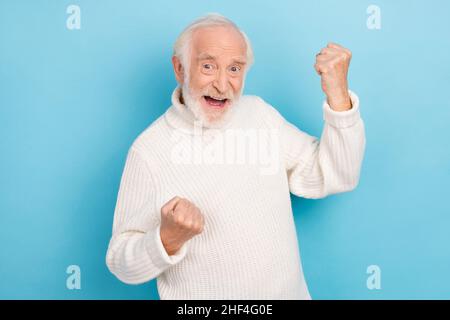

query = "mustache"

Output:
[[201, 91, 234, 100]]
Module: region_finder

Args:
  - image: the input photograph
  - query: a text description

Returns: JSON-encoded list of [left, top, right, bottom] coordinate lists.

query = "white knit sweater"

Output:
[[105, 85, 366, 300]]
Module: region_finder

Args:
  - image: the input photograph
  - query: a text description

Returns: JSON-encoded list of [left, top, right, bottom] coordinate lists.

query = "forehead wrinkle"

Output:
[[191, 26, 247, 59], [196, 52, 246, 64]]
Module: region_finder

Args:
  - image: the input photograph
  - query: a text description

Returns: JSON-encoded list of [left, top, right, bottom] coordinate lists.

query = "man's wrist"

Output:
[[326, 91, 352, 112], [160, 233, 183, 256]]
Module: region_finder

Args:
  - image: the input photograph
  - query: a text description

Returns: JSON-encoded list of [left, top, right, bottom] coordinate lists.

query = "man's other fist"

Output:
[[314, 42, 352, 111], [160, 196, 205, 255]]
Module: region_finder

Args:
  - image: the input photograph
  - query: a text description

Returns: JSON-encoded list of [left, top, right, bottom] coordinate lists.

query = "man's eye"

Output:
[[230, 65, 241, 73], [203, 63, 214, 70]]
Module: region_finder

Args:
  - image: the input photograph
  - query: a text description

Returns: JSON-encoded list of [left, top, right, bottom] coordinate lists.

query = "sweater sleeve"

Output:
[[105, 146, 189, 284], [280, 90, 366, 199]]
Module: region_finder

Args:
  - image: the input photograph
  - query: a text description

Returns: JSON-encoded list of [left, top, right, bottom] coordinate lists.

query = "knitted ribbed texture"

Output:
[[106, 86, 366, 299]]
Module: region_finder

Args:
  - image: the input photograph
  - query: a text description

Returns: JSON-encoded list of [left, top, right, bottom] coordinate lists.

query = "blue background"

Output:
[[1, 0, 449, 299]]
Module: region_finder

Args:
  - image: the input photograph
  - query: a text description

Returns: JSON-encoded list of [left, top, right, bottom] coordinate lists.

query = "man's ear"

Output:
[[172, 56, 185, 85]]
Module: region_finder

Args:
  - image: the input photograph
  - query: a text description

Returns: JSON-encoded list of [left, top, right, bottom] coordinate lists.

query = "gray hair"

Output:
[[173, 13, 254, 78]]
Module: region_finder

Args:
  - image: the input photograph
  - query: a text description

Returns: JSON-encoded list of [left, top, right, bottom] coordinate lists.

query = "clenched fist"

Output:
[[314, 42, 352, 112], [160, 196, 205, 256]]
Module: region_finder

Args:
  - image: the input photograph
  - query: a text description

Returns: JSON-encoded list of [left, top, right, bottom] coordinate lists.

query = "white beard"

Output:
[[181, 82, 242, 129]]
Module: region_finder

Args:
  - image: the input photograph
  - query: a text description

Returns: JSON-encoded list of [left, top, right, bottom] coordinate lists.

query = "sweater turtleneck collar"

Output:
[[164, 85, 240, 135]]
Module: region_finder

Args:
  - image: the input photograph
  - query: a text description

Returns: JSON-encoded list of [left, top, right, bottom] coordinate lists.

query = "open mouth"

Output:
[[203, 95, 228, 108]]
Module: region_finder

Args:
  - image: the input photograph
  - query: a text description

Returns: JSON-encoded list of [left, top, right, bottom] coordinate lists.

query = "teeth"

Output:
[[207, 96, 226, 101]]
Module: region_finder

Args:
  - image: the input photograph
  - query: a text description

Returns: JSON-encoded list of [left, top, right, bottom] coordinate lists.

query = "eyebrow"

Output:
[[196, 53, 247, 65]]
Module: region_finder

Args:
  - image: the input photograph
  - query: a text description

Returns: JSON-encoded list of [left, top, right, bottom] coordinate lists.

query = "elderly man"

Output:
[[106, 13, 366, 300]]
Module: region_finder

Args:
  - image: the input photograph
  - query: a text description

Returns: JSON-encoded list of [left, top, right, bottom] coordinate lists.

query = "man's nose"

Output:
[[212, 69, 229, 94]]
